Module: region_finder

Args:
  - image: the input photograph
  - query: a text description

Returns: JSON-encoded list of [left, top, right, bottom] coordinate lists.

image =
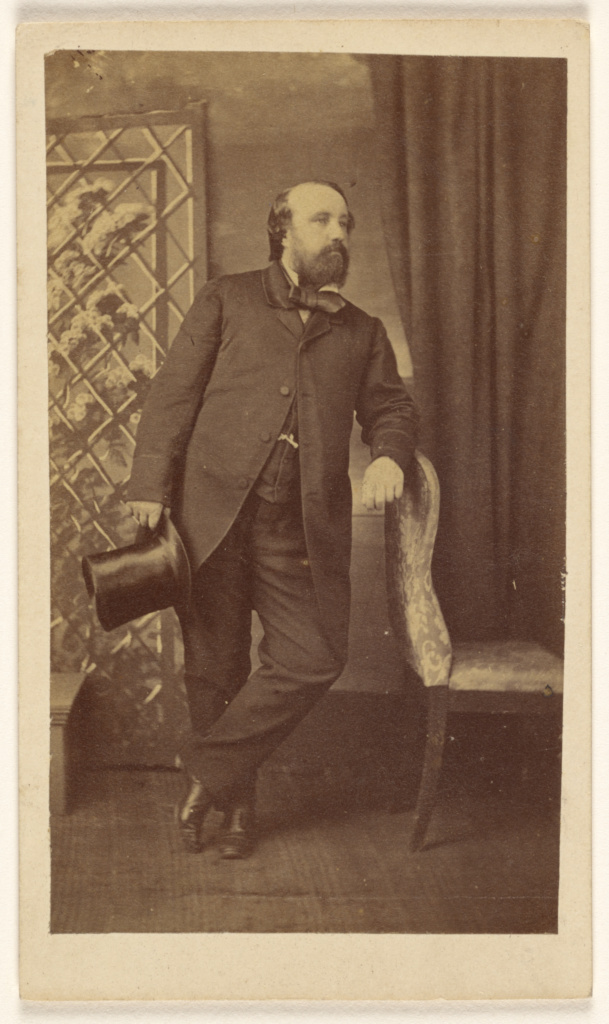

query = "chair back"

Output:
[[385, 451, 452, 687]]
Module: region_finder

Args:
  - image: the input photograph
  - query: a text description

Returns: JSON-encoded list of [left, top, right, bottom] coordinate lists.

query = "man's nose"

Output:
[[328, 219, 348, 243]]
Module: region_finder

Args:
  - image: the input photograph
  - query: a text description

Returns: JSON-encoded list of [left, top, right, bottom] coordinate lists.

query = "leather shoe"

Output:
[[175, 765, 211, 853], [218, 802, 257, 860]]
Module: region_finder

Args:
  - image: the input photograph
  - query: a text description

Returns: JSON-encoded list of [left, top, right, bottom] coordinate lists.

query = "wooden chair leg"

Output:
[[410, 686, 449, 852]]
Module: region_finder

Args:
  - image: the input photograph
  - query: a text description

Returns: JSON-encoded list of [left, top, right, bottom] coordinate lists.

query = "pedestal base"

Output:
[[50, 672, 87, 815]]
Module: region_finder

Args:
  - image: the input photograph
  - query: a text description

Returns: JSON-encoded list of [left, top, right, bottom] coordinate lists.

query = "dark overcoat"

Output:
[[128, 260, 418, 656]]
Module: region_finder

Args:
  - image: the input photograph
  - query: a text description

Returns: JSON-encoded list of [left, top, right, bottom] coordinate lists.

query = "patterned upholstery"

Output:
[[385, 452, 452, 688], [385, 453, 562, 693], [449, 640, 563, 694]]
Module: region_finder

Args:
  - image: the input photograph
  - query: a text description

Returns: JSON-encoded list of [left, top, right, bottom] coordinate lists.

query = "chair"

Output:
[[384, 451, 564, 852]]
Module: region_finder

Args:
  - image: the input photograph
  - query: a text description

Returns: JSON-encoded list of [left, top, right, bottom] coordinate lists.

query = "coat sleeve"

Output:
[[126, 279, 224, 505], [354, 316, 419, 474]]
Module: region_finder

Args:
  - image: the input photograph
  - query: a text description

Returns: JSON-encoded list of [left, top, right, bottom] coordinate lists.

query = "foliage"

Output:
[[48, 176, 160, 680]]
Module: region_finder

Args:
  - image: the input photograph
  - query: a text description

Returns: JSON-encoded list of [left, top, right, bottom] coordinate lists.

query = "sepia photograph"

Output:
[[17, 18, 591, 1002]]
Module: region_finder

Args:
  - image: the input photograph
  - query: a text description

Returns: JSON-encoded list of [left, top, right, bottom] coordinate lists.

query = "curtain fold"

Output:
[[369, 56, 566, 651]]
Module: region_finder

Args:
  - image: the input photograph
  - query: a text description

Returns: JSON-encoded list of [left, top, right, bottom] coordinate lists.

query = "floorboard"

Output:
[[51, 739, 561, 934]]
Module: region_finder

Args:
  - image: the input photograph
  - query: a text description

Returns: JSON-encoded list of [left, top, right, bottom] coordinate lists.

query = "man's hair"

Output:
[[267, 180, 355, 262]]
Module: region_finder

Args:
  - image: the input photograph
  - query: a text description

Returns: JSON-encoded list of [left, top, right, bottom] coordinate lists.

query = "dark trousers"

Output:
[[176, 492, 346, 806]]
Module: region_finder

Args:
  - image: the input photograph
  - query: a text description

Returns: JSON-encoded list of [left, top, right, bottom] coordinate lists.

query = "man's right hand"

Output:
[[126, 500, 165, 531]]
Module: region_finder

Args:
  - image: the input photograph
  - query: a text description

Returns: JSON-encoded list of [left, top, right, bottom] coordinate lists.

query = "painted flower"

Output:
[[70, 308, 114, 339], [82, 203, 153, 261], [47, 276, 68, 313], [56, 329, 84, 357], [98, 363, 135, 391], [128, 354, 152, 377], [117, 302, 140, 327], [87, 284, 126, 318], [66, 403, 88, 423], [75, 391, 96, 407], [48, 177, 115, 250], [47, 204, 78, 253]]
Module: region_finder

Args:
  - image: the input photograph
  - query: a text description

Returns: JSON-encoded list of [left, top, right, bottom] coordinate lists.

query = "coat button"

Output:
[[238, 477, 248, 488], [279, 385, 290, 396], [260, 431, 271, 442]]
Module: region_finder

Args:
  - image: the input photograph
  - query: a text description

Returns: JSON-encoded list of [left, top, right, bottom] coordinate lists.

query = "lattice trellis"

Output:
[[47, 106, 207, 759]]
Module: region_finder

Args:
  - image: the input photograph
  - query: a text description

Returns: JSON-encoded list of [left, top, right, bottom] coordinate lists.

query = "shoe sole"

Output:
[[174, 804, 205, 853], [218, 834, 256, 860]]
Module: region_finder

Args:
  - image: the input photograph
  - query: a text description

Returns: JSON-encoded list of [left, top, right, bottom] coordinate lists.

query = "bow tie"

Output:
[[288, 283, 345, 315]]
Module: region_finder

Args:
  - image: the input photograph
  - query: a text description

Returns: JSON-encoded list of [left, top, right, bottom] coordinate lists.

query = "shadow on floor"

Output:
[[51, 702, 561, 934]]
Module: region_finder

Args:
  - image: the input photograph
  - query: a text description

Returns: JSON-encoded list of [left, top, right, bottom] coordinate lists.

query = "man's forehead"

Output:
[[288, 183, 348, 216]]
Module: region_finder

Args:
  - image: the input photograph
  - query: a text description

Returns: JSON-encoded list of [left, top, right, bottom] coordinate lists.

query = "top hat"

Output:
[[82, 513, 191, 632]]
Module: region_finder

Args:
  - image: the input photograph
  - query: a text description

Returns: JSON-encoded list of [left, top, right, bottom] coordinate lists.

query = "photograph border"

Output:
[[17, 16, 590, 1002]]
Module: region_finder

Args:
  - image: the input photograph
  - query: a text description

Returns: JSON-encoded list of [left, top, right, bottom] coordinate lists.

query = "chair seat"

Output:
[[448, 640, 563, 694]]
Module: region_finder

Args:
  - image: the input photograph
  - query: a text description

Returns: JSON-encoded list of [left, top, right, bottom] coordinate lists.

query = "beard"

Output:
[[293, 243, 350, 289]]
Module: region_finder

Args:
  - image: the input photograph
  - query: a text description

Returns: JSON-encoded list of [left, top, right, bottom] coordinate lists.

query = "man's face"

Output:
[[282, 183, 351, 288]]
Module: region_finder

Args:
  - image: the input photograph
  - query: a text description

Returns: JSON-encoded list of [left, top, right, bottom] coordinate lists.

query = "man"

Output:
[[126, 180, 418, 858]]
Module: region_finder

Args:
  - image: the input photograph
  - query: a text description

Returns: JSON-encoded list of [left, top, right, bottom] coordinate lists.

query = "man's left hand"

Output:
[[361, 456, 404, 511]]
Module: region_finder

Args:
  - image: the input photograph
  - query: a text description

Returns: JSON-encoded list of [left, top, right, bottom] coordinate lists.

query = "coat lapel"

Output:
[[262, 261, 294, 310], [275, 307, 304, 340], [302, 311, 333, 344], [262, 261, 344, 345], [263, 262, 302, 341]]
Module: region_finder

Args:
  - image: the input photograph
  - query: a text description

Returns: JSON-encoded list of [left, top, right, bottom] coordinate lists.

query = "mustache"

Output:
[[322, 243, 348, 257]]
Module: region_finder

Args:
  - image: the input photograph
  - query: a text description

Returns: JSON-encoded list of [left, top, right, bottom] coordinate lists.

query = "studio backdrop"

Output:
[[369, 55, 567, 654], [46, 53, 567, 767]]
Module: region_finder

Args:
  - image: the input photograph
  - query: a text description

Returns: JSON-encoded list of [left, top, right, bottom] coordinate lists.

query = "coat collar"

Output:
[[262, 260, 294, 310], [261, 261, 345, 342]]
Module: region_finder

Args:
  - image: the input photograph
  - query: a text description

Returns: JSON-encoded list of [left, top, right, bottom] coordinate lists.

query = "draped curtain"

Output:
[[369, 56, 567, 651]]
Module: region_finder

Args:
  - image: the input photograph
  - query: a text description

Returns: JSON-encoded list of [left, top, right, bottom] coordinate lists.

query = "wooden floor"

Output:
[[51, 714, 561, 934]]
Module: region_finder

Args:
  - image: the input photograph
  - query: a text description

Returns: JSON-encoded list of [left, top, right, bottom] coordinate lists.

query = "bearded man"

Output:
[[126, 180, 418, 858]]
